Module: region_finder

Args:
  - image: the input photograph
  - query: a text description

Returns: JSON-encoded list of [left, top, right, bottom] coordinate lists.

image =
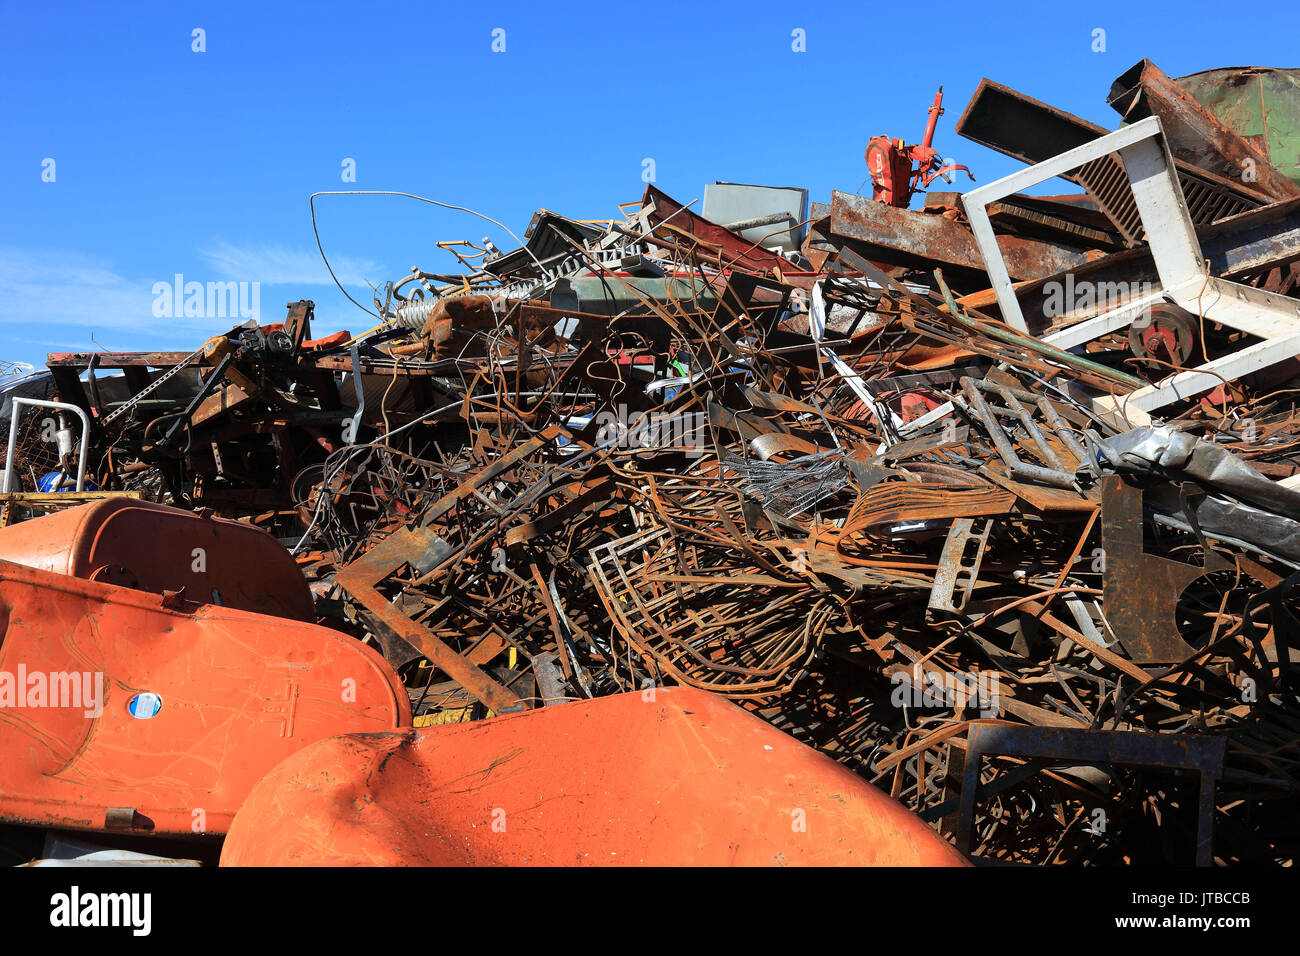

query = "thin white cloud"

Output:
[[0, 248, 254, 369], [0, 247, 177, 333], [0, 244, 388, 369], [200, 239, 385, 287]]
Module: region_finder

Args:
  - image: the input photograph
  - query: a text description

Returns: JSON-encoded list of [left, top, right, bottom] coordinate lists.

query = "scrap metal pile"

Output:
[[7, 60, 1300, 865]]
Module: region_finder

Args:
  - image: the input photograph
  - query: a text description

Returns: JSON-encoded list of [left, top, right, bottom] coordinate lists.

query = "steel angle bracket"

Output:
[[962, 116, 1300, 425]]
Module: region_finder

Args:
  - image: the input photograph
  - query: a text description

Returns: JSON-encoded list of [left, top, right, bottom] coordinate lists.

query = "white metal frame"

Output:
[[3, 398, 90, 492], [961, 116, 1300, 424]]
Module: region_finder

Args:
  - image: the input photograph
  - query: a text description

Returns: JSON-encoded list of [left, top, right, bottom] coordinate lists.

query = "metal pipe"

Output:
[[4, 398, 90, 493], [723, 212, 795, 232]]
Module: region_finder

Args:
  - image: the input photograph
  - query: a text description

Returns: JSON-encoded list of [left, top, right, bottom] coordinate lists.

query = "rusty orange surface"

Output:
[[221, 686, 966, 866], [0, 558, 409, 836], [0, 498, 314, 620]]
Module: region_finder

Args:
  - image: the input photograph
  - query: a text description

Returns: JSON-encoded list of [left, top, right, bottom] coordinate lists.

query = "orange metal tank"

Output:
[[221, 686, 966, 866], [0, 558, 410, 836], [0, 498, 313, 620]]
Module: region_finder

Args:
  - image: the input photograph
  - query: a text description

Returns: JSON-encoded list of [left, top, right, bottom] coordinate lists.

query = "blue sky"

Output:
[[0, 0, 1291, 369]]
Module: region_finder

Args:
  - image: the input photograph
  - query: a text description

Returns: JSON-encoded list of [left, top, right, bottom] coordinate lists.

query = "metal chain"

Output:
[[101, 348, 203, 426]]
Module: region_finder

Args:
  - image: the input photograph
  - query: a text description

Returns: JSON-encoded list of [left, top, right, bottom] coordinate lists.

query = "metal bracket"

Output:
[[928, 517, 992, 618], [1100, 476, 1231, 663], [341, 343, 366, 444]]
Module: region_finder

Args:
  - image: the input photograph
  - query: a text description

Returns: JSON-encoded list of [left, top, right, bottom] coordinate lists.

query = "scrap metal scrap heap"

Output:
[[6, 60, 1300, 866]]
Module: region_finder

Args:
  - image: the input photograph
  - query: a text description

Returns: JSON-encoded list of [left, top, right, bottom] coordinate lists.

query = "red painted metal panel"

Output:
[[0, 559, 409, 836], [0, 498, 314, 621], [221, 686, 966, 866]]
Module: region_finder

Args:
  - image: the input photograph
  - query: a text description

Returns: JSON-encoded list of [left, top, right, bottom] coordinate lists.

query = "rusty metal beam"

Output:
[[336, 527, 525, 715], [829, 190, 1097, 281], [46, 351, 207, 368]]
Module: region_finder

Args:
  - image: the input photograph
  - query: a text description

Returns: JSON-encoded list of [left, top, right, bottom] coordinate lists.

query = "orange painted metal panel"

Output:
[[222, 686, 966, 866], [0, 498, 314, 620], [0, 558, 409, 836]]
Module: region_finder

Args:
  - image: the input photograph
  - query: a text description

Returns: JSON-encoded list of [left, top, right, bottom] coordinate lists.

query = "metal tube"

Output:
[[3, 398, 91, 493]]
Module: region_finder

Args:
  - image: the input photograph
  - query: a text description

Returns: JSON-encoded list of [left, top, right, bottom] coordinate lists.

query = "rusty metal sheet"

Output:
[[1101, 476, 1232, 663], [1108, 58, 1298, 202], [829, 189, 1097, 281]]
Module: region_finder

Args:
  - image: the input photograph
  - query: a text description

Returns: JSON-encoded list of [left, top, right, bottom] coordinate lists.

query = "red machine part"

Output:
[[890, 389, 944, 424], [0, 498, 314, 621], [0, 558, 409, 836], [1127, 302, 1198, 367], [866, 87, 974, 208], [865, 135, 917, 207]]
